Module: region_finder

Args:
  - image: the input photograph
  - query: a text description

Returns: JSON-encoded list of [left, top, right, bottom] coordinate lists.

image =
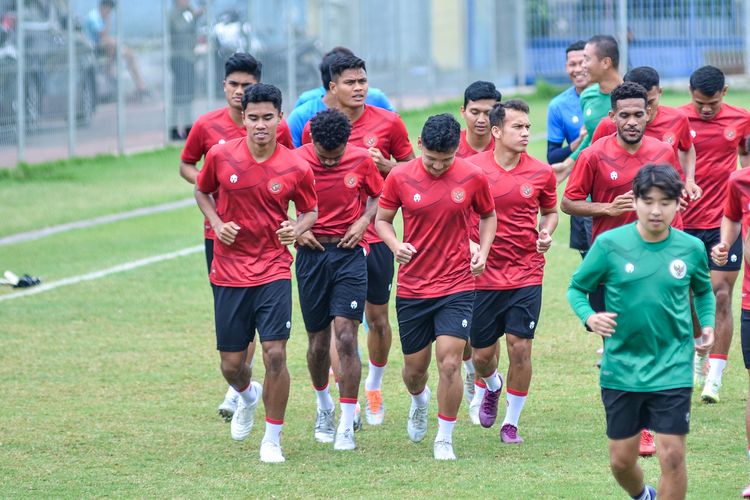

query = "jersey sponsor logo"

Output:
[[520, 184, 534, 198], [267, 178, 283, 195], [662, 132, 675, 145], [625, 263, 635, 273], [461, 319, 468, 328], [344, 173, 359, 189], [572, 115, 579, 124], [669, 259, 687, 279], [413, 193, 422, 202], [725, 127, 737, 140], [451, 188, 466, 204], [363, 134, 379, 148], [610, 171, 618, 181], [229, 174, 238, 184], [350, 300, 358, 309]]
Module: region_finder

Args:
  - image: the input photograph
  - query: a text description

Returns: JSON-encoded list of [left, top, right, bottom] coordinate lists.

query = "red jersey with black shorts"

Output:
[[724, 168, 750, 309], [679, 103, 750, 229], [379, 157, 495, 299], [456, 129, 494, 159], [467, 151, 557, 289], [196, 138, 317, 287], [182, 107, 294, 239], [565, 134, 682, 242]]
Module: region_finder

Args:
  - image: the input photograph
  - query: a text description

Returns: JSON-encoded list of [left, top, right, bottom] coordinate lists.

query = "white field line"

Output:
[[0, 245, 203, 303], [0, 198, 195, 246]]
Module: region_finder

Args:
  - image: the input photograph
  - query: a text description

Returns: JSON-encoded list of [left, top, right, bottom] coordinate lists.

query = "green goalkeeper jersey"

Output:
[[570, 83, 612, 161], [567, 223, 715, 392]]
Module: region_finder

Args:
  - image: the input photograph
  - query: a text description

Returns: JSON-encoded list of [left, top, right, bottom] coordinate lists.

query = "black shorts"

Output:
[[685, 227, 742, 271], [470, 286, 542, 348], [569, 215, 592, 252], [204, 238, 214, 275], [741, 309, 750, 369], [367, 242, 394, 305], [296, 244, 367, 332], [601, 387, 692, 439], [212, 279, 292, 352], [396, 291, 475, 355]]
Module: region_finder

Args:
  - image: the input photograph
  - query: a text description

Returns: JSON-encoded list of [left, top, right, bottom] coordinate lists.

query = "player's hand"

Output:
[[338, 218, 369, 249], [570, 125, 588, 151], [536, 229, 552, 253], [215, 221, 240, 245], [394, 242, 417, 264], [368, 147, 394, 174], [711, 242, 729, 266], [678, 193, 689, 211], [694, 326, 715, 356], [470, 251, 487, 277], [276, 220, 297, 246], [606, 191, 635, 217], [585, 312, 618, 338], [469, 240, 480, 258], [685, 179, 702, 201], [296, 230, 324, 251]]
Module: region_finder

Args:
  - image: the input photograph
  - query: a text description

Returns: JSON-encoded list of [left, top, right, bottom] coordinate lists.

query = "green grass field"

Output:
[[2, 88, 749, 498]]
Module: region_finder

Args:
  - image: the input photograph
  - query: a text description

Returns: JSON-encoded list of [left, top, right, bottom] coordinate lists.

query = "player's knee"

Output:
[[307, 335, 329, 363], [262, 343, 286, 375], [402, 363, 427, 383], [220, 358, 244, 380], [658, 443, 685, 472], [609, 452, 637, 474], [715, 287, 732, 312], [367, 312, 390, 335], [472, 347, 495, 368], [507, 341, 532, 368], [436, 355, 461, 379]]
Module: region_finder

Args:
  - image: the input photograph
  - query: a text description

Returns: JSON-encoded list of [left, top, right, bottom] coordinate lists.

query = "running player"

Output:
[[179, 53, 293, 421], [375, 113, 496, 460], [568, 163, 714, 500], [194, 83, 318, 463], [294, 108, 384, 450], [302, 53, 415, 426], [678, 65, 750, 403], [466, 100, 558, 443]]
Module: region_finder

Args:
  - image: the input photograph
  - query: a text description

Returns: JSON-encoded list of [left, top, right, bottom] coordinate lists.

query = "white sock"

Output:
[[503, 390, 528, 427], [463, 358, 475, 377], [339, 399, 357, 431], [483, 371, 503, 392], [411, 387, 430, 407], [226, 385, 239, 399], [315, 383, 335, 411], [435, 414, 456, 442], [707, 356, 727, 383], [236, 382, 258, 405], [471, 381, 487, 406], [263, 418, 283, 444], [365, 360, 386, 391]]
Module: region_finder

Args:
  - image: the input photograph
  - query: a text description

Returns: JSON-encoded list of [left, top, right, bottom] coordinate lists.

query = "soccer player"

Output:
[[546, 40, 588, 164], [294, 108, 384, 450], [710, 163, 750, 498], [466, 100, 558, 443], [375, 114, 496, 460], [179, 53, 294, 422], [456, 81, 502, 159], [194, 83, 318, 463], [287, 46, 395, 147], [568, 163, 715, 500], [678, 65, 750, 403], [591, 66, 699, 199], [303, 53, 415, 426]]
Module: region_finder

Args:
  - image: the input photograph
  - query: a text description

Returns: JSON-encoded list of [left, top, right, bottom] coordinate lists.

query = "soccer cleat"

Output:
[[334, 427, 356, 451], [365, 389, 385, 426], [639, 429, 656, 456], [218, 387, 238, 422], [230, 381, 262, 441], [468, 398, 481, 425], [693, 352, 708, 388], [742, 483, 750, 497], [645, 485, 656, 499], [433, 439, 456, 460], [463, 372, 475, 406], [259, 440, 286, 463], [407, 387, 431, 442], [479, 388, 501, 428], [701, 379, 721, 403], [500, 423, 524, 444], [353, 402, 363, 431], [313, 408, 336, 443]]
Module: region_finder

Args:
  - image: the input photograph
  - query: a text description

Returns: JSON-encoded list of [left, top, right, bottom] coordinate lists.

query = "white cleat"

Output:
[[463, 372, 475, 406], [468, 399, 481, 425], [313, 408, 335, 443], [433, 439, 456, 460], [334, 427, 356, 451], [230, 381, 262, 441], [353, 402, 363, 432], [407, 387, 431, 443], [259, 440, 286, 463], [218, 387, 238, 422]]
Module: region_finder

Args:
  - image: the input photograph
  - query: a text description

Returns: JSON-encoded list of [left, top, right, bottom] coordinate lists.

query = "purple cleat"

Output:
[[478, 388, 501, 428], [500, 423, 524, 444]]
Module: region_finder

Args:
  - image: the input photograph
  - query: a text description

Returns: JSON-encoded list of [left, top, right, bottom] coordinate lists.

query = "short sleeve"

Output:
[[471, 172, 495, 217], [388, 116, 414, 161], [292, 165, 318, 213], [181, 118, 206, 163], [724, 176, 743, 222], [277, 120, 294, 149], [379, 172, 402, 210], [546, 101, 565, 144], [676, 115, 693, 152], [564, 149, 595, 201], [362, 157, 384, 198], [539, 168, 558, 210], [195, 147, 218, 193]]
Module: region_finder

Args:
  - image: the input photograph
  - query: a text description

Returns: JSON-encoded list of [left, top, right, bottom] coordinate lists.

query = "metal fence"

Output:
[[2, 0, 750, 167]]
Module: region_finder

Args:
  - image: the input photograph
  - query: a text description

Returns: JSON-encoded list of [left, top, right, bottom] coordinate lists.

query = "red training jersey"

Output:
[[679, 103, 750, 229], [564, 134, 682, 242], [302, 105, 414, 245], [723, 168, 750, 309], [295, 144, 383, 249], [379, 157, 495, 298], [467, 151, 557, 290], [196, 139, 317, 287], [182, 107, 295, 239], [456, 129, 494, 159]]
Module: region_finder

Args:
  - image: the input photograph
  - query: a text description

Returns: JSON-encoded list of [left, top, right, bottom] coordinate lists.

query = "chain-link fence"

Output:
[[2, 0, 750, 166]]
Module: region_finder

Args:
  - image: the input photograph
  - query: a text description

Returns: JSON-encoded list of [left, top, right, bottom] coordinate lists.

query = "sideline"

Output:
[[0, 245, 203, 303], [0, 198, 195, 246]]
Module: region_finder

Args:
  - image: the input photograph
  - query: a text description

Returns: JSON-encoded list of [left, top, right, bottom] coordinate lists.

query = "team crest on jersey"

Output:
[[230, 174, 238, 184], [520, 184, 533, 198], [610, 171, 618, 181], [725, 127, 737, 140], [451, 188, 466, 204], [267, 178, 283, 194], [413, 193, 422, 202], [344, 173, 359, 189], [662, 133, 675, 145], [669, 259, 687, 279], [363, 134, 379, 148]]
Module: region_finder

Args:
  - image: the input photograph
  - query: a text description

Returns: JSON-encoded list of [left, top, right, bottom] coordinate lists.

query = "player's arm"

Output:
[[536, 207, 559, 253], [369, 149, 415, 175], [180, 160, 199, 184], [691, 250, 717, 355], [566, 240, 617, 337], [739, 137, 750, 168], [194, 186, 238, 246], [552, 156, 576, 184], [338, 195, 379, 249], [710, 215, 741, 266], [375, 206, 416, 264], [561, 192, 634, 218], [471, 211, 496, 277], [680, 144, 701, 200], [279, 168, 319, 245]]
